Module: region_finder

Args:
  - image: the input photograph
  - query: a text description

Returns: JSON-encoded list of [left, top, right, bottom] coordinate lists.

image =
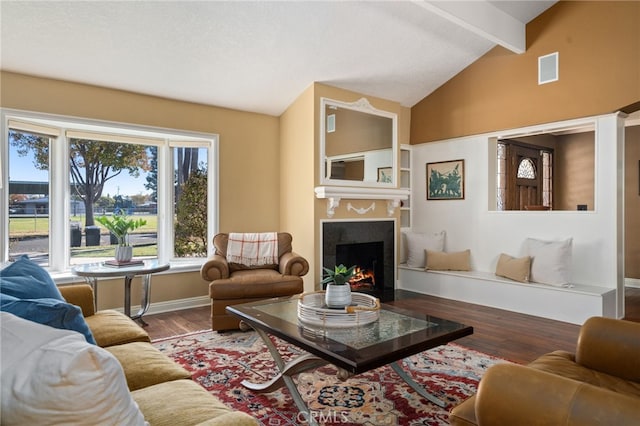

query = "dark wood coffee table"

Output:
[[227, 293, 473, 425]]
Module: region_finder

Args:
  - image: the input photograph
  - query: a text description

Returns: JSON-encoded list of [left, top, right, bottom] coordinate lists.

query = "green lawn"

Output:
[[9, 215, 158, 237], [9, 215, 160, 258], [8, 217, 50, 235]]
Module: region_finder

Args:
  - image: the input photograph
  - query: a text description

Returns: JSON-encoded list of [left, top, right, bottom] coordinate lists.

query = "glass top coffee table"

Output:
[[227, 293, 473, 424]]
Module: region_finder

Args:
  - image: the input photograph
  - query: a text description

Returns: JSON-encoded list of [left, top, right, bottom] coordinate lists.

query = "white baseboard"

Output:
[[626, 278, 640, 289], [114, 295, 210, 316]]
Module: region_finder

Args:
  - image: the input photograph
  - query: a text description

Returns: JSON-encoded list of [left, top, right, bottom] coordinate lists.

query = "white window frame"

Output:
[[0, 108, 219, 274]]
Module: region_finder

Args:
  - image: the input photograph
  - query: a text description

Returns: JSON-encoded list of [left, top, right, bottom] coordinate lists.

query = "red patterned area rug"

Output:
[[153, 330, 509, 426]]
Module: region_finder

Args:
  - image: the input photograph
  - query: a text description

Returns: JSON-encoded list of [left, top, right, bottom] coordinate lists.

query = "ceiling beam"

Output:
[[414, 0, 526, 54]]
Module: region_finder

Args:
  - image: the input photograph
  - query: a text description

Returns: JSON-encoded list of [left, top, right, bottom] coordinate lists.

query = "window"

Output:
[[1, 109, 218, 273], [496, 142, 506, 210], [516, 158, 536, 179], [7, 128, 52, 266], [541, 151, 553, 207], [173, 146, 209, 258]]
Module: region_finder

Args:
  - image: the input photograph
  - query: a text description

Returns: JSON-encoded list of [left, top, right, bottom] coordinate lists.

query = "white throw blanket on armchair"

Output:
[[227, 232, 279, 266]]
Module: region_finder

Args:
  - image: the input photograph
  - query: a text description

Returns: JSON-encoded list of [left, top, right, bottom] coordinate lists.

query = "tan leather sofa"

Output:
[[60, 284, 257, 426], [201, 232, 309, 331], [450, 316, 640, 426]]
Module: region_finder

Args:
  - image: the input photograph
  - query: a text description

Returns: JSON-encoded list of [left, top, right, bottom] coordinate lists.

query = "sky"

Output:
[[9, 145, 149, 198]]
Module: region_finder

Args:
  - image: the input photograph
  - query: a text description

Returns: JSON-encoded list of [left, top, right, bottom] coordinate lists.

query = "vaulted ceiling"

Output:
[[1, 1, 556, 116]]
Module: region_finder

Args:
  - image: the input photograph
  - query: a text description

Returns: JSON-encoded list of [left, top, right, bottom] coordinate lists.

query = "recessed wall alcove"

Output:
[[321, 219, 395, 301]]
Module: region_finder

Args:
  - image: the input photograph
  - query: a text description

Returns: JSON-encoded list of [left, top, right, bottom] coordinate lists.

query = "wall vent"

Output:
[[327, 114, 336, 133], [538, 52, 559, 85]]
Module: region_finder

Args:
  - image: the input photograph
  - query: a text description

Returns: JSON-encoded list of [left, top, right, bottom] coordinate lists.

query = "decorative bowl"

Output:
[[297, 291, 380, 328]]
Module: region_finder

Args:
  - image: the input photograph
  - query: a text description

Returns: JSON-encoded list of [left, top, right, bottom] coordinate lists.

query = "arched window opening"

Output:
[[517, 158, 536, 179]]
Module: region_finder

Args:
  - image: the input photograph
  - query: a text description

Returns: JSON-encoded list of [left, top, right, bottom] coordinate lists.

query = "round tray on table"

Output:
[[297, 291, 380, 328]]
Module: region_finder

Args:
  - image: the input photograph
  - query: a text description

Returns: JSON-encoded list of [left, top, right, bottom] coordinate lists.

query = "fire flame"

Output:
[[349, 266, 375, 290]]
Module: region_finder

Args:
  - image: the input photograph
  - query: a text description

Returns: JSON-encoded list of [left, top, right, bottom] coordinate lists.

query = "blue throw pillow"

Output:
[[0, 293, 96, 345], [0, 255, 63, 301]]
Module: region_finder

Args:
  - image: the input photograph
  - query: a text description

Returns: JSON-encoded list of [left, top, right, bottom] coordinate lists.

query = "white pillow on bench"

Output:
[[523, 237, 572, 286], [403, 230, 445, 268]]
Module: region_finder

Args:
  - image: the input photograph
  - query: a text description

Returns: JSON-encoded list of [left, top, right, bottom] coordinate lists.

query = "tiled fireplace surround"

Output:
[[321, 219, 396, 301]]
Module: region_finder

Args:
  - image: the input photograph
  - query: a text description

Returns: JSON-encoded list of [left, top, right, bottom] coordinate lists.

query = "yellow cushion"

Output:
[[105, 342, 191, 391], [425, 249, 471, 271], [495, 253, 531, 282], [86, 310, 150, 347], [132, 379, 258, 426]]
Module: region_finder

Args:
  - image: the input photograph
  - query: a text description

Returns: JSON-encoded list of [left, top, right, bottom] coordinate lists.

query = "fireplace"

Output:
[[322, 220, 395, 301], [336, 241, 383, 291]]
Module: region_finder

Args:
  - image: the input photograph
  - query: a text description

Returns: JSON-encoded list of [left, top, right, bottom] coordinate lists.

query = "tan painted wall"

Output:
[[77, 273, 208, 312], [555, 132, 595, 211], [280, 84, 316, 292], [626, 125, 640, 279], [411, 1, 640, 144], [399, 106, 411, 146], [1, 71, 281, 308]]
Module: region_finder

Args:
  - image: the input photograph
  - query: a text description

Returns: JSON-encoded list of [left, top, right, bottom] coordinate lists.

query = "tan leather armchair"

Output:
[[200, 232, 309, 331], [450, 316, 640, 425]]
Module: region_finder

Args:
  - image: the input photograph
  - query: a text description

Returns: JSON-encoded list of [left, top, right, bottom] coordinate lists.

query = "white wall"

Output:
[[410, 114, 625, 315]]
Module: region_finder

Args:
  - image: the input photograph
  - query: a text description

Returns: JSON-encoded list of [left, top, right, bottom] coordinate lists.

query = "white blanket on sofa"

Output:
[[227, 232, 279, 266]]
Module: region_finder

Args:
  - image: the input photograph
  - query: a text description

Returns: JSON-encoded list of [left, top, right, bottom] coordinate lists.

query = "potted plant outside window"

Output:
[[321, 264, 356, 308], [95, 213, 147, 262]]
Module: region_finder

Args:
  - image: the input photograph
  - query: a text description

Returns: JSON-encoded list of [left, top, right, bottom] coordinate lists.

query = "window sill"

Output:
[[51, 260, 203, 284]]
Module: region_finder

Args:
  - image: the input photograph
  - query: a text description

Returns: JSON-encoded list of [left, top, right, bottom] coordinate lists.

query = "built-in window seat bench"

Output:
[[397, 265, 616, 325]]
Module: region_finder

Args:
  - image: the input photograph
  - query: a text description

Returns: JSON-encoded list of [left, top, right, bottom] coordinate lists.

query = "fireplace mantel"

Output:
[[315, 186, 410, 218]]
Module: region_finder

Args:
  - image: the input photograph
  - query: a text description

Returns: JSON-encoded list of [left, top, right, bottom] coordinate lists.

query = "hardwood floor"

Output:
[[143, 288, 640, 365], [144, 305, 211, 339]]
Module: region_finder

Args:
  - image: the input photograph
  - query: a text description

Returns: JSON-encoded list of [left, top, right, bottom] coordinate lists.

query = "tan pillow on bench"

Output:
[[425, 249, 471, 271], [495, 253, 531, 283]]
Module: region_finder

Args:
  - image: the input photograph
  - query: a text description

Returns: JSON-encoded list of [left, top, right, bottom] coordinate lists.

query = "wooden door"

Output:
[[505, 144, 543, 210]]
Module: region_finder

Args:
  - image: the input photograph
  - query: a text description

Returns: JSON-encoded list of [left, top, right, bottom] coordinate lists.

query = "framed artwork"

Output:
[[377, 167, 393, 183], [426, 159, 465, 200]]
